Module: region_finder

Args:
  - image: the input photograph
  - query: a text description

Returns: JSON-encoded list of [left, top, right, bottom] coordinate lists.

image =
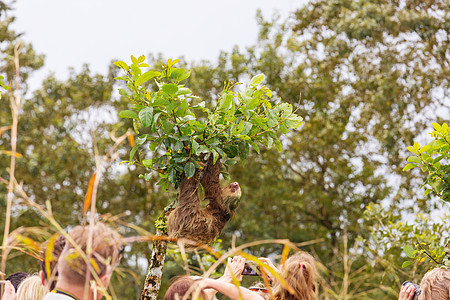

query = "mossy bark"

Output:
[[140, 202, 175, 300]]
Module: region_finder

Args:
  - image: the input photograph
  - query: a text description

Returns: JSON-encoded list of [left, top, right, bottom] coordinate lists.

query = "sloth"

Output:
[[167, 155, 241, 245]]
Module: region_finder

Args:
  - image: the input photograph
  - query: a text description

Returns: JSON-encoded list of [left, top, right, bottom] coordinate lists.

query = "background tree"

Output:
[[183, 0, 449, 298], [1, 0, 449, 299]]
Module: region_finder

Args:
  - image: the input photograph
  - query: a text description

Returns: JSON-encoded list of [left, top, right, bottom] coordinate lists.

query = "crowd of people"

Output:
[[0, 221, 449, 300]]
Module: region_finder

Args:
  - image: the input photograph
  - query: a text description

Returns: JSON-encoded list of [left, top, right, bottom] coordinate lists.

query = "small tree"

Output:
[[401, 122, 450, 268], [114, 56, 303, 299], [115, 57, 303, 189]]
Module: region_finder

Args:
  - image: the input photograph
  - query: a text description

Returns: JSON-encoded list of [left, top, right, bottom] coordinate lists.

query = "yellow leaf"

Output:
[[83, 173, 97, 215], [281, 244, 290, 267], [127, 133, 135, 147], [15, 234, 39, 251], [90, 258, 101, 273], [0, 150, 22, 157], [45, 234, 58, 281]]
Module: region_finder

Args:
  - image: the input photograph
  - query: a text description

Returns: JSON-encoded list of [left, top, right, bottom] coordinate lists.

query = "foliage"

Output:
[[0, 75, 8, 98], [114, 56, 303, 190], [398, 122, 450, 269], [1, 0, 449, 299], [364, 203, 449, 273], [403, 122, 450, 202]]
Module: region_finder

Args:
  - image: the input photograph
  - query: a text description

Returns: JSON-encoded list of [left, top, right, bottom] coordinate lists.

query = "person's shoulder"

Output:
[[43, 292, 74, 300]]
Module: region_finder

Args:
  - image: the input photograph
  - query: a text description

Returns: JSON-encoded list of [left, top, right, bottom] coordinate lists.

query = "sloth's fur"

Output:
[[167, 156, 241, 245]]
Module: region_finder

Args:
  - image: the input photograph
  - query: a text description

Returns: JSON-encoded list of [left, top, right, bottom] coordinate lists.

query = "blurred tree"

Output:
[[1, 0, 449, 298], [183, 0, 449, 298]]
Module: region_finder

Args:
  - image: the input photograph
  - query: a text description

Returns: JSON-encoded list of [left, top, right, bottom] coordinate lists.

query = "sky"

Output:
[[13, 0, 306, 90]]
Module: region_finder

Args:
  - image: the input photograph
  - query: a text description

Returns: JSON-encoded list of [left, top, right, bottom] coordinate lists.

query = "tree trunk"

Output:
[[140, 201, 175, 300], [139, 228, 168, 300]]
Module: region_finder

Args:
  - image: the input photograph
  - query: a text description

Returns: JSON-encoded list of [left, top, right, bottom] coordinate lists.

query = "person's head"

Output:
[[5, 271, 32, 291], [164, 276, 207, 300], [273, 252, 317, 300], [58, 223, 122, 292], [16, 275, 46, 300], [39, 234, 66, 290], [249, 281, 270, 299], [419, 267, 450, 300]]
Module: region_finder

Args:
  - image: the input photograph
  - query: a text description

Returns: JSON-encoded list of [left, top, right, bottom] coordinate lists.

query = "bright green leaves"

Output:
[[249, 73, 265, 87], [402, 245, 416, 269], [404, 122, 450, 203], [139, 107, 153, 127], [135, 71, 161, 86], [162, 83, 178, 95], [184, 162, 195, 178], [114, 56, 304, 190], [119, 110, 138, 119]]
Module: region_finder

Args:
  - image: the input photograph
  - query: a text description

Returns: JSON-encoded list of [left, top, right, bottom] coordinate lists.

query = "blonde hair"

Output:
[[59, 223, 122, 285], [272, 252, 317, 300], [16, 275, 47, 300], [419, 267, 450, 300]]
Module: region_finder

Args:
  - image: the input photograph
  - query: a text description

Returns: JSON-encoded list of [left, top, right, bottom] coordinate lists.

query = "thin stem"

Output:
[[1, 42, 21, 279]]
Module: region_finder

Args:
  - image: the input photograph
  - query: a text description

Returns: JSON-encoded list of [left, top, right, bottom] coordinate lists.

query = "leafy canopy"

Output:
[[403, 122, 450, 203], [114, 56, 303, 190]]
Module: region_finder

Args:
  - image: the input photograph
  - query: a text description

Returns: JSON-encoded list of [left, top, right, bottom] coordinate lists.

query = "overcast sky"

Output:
[[13, 0, 306, 89]]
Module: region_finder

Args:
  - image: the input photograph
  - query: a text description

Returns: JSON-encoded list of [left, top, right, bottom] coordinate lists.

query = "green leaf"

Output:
[[219, 93, 234, 111], [238, 142, 250, 160], [223, 145, 238, 158], [158, 156, 169, 168], [433, 155, 444, 164], [136, 135, 147, 145], [113, 61, 128, 70], [173, 141, 183, 152], [151, 112, 161, 132], [403, 245, 416, 258], [184, 162, 196, 178], [432, 123, 441, 132], [419, 145, 430, 153], [402, 261, 414, 268], [129, 144, 140, 161], [249, 74, 265, 87], [241, 122, 253, 135], [233, 121, 245, 135], [149, 141, 159, 152], [407, 156, 422, 164], [162, 119, 175, 134], [402, 163, 418, 171], [285, 115, 304, 128], [424, 189, 433, 196], [133, 119, 142, 134], [162, 83, 179, 96], [135, 71, 161, 86], [245, 97, 260, 110], [131, 64, 141, 76], [167, 58, 180, 68], [178, 70, 191, 81], [406, 146, 420, 155], [166, 102, 180, 113], [273, 139, 283, 153], [176, 87, 191, 96], [192, 140, 200, 154], [142, 159, 153, 168], [139, 107, 153, 127], [248, 140, 260, 154], [153, 97, 170, 107], [119, 110, 138, 119]]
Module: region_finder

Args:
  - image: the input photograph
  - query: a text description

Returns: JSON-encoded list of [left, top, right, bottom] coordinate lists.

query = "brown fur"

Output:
[[167, 156, 241, 245]]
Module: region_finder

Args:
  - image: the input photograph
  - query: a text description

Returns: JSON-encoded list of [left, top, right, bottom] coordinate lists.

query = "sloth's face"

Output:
[[222, 182, 241, 212], [224, 182, 241, 196]]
